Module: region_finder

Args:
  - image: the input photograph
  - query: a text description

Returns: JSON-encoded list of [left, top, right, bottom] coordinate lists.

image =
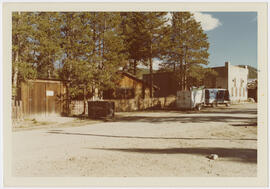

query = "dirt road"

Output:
[[12, 103, 257, 177]]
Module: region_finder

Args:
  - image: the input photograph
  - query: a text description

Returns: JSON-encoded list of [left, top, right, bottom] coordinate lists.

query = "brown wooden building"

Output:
[[103, 72, 156, 100], [143, 72, 178, 97], [20, 79, 67, 117]]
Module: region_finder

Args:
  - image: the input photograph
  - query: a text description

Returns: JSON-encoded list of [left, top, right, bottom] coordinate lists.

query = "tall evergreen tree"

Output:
[[92, 12, 127, 95], [33, 12, 62, 79], [56, 12, 127, 111], [12, 12, 37, 98], [135, 12, 169, 97], [162, 12, 209, 90], [120, 12, 148, 76], [56, 12, 96, 112]]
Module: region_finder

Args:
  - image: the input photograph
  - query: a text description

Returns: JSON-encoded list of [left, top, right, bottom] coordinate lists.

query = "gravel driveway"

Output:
[[12, 103, 257, 177]]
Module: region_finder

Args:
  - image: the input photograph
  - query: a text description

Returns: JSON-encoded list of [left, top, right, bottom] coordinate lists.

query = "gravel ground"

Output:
[[12, 103, 257, 177]]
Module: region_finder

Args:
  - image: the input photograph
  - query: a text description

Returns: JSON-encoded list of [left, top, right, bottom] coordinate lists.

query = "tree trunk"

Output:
[[133, 59, 137, 75], [66, 82, 70, 115], [98, 32, 101, 69], [183, 46, 187, 90], [92, 13, 96, 55], [13, 50, 19, 98], [102, 13, 106, 67], [149, 33, 153, 98], [179, 56, 183, 91], [149, 57, 153, 98], [48, 53, 51, 78], [83, 84, 86, 114], [12, 12, 20, 99], [183, 63, 186, 90]]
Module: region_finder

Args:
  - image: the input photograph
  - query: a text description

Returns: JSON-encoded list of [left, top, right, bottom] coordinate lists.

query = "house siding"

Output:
[[103, 72, 151, 100], [20, 79, 67, 117], [204, 62, 248, 103], [227, 62, 248, 102]]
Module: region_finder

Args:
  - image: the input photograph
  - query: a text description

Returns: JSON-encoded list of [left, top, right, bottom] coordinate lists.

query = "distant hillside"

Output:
[[137, 65, 258, 80], [238, 65, 257, 79]]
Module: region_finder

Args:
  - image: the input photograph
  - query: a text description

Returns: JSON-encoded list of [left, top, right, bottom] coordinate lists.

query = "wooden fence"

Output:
[[12, 100, 23, 120], [12, 97, 177, 119], [70, 101, 88, 115], [113, 96, 176, 112], [70, 96, 176, 115]]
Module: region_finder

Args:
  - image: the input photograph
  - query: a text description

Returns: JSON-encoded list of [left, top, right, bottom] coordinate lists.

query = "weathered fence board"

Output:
[[12, 100, 23, 120], [70, 96, 176, 115]]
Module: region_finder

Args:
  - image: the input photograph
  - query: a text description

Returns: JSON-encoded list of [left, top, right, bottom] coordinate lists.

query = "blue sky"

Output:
[[199, 12, 257, 68], [150, 12, 257, 70]]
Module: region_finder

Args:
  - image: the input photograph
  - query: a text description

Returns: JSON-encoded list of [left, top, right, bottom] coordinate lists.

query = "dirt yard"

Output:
[[12, 103, 257, 177]]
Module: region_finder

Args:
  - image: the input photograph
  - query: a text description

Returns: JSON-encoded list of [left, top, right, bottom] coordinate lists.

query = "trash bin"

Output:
[[88, 101, 115, 119]]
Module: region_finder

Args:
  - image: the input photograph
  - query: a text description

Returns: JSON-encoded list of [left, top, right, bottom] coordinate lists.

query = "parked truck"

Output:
[[205, 88, 230, 107], [176, 87, 230, 110], [176, 87, 205, 111]]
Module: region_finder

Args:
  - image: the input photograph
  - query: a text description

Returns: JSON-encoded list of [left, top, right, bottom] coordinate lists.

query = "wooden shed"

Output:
[[103, 71, 157, 100], [20, 79, 67, 117]]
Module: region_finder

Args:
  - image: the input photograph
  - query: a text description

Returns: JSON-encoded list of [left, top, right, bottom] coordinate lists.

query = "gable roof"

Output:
[[118, 71, 158, 89]]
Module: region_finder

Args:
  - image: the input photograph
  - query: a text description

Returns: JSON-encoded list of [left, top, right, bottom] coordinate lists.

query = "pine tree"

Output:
[[92, 12, 127, 95], [162, 12, 209, 90], [120, 12, 148, 76], [56, 12, 95, 112], [134, 12, 169, 97], [12, 12, 37, 98], [55, 12, 127, 111], [32, 12, 62, 79]]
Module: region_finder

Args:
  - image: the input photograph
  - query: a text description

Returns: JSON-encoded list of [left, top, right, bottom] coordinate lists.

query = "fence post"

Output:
[[19, 100, 23, 120], [15, 100, 18, 120], [12, 100, 15, 120], [12, 100, 24, 121]]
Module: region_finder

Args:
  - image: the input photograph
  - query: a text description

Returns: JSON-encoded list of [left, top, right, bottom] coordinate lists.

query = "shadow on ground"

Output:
[[113, 115, 257, 124], [112, 105, 257, 124], [231, 122, 257, 127], [165, 108, 257, 115], [47, 131, 257, 141], [199, 109, 257, 115], [89, 147, 257, 163]]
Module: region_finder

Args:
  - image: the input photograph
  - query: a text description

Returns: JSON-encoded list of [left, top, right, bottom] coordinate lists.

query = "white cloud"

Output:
[[192, 12, 222, 31]]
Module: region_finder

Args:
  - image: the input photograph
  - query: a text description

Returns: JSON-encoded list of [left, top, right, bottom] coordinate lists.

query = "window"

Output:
[[231, 87, 234, 97], [217, 90, 225, 100], [240, 79, 244, 87], [235, 87, 238, 97], [233, 78, 236, 87]]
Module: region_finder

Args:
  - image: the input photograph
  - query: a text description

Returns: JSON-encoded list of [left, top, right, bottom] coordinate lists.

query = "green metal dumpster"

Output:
[[88, 101, 115, 119]]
